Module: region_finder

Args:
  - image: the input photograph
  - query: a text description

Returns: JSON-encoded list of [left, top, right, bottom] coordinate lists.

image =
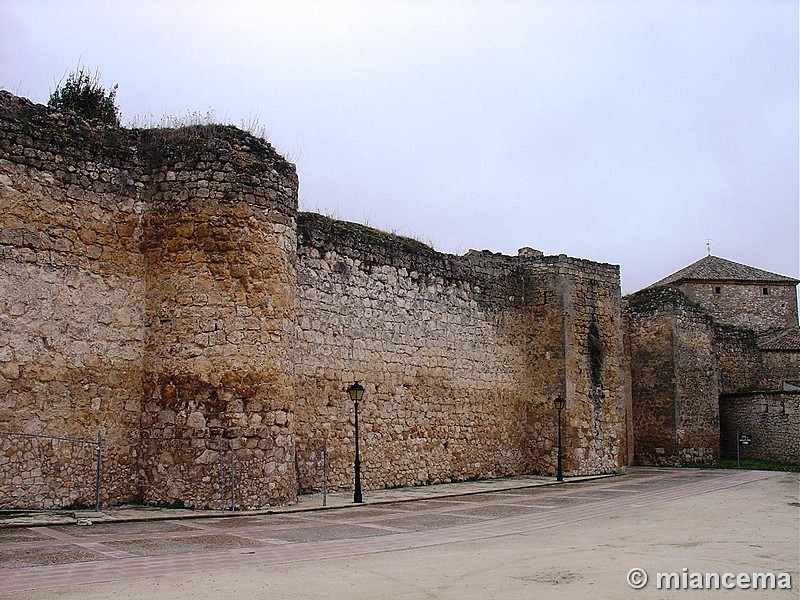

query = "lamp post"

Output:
[[553, 395, 566, 482], [347, 381, 365, 503]]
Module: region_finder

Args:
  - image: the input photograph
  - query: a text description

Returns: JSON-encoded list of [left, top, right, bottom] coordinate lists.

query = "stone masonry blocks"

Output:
[[1, 91, 628, 509]]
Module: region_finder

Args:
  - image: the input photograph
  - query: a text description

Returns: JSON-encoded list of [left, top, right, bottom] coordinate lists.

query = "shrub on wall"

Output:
[[48, 67, 121, 126]]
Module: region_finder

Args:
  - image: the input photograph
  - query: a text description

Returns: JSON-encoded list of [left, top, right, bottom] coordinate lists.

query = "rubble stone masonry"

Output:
[[625, 288, 720, 465], [713, 325, 762, 394], [137, 125, 299, 508], [0, 93, 146, 508], [294, 215, 628, 493], [720, 392, 799, 464], [677, 281, 798, 332], [0, 92, 628, 509]]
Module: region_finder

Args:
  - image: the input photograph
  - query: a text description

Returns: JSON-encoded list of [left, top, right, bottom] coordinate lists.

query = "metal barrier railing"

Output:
[[0, 430, 101, 512], [1, 431, 285, 512]]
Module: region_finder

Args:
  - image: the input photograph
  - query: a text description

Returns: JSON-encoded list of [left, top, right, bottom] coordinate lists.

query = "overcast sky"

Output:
[[2, 0, 797, 294]]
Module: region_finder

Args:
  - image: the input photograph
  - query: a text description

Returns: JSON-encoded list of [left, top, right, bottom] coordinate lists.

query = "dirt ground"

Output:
[[3, 470, 798, 600]]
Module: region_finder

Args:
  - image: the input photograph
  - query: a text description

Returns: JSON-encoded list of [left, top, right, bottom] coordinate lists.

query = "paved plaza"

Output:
[[0, 468, 797, 599]]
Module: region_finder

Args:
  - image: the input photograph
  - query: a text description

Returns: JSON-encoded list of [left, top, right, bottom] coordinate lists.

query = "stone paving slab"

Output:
[[0, 470, 792, 591], [264, 523, 395, 543], [49, 521, 194, 537], [0, 544, 103, 569], [0, 468, 790, 597], [0, 472, 609, 528], [105, 534, 264, 557], [446, 503, 539, 519]]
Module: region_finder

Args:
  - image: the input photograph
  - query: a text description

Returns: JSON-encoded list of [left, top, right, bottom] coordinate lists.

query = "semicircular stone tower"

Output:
[[138, 126, 300, 509]]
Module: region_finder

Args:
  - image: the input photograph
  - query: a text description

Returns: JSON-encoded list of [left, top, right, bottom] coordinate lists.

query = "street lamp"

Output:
[[347, 381, 365, 503], [553, 395, 566, 482]]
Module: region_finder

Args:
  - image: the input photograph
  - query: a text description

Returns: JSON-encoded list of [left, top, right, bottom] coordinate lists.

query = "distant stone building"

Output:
[[648, 254, 799, 332], [626, 256, 799, 466]]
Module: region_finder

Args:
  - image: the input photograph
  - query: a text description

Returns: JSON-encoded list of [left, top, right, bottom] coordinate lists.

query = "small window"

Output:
[[714, 286, 721, 294], [762, 287, 769, 295]]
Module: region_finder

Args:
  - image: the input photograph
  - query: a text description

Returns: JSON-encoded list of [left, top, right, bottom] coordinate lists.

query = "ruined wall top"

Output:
[[297, 211, 620, 304], [625, 285, 708, 319], [2, 89, 632, 508], [0, 90, 139, 163], [0, 90, 297, 215]]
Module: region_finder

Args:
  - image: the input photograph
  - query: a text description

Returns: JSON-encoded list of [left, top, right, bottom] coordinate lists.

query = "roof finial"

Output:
[[705, 237, 712, 256]]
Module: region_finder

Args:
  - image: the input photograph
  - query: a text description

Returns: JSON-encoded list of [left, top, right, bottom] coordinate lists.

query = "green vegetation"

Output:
[[48, 66, 121, 126], [44, 67, 296, 173], [683, 459, 799, 473]]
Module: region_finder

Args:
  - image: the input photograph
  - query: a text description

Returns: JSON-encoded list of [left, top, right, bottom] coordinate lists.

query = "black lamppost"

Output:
[[554, 395, 566, 482], [347, 381, 365, 503]]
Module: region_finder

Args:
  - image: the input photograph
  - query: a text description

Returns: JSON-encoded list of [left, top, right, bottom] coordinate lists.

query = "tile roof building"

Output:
[[649, 255, 799, 332], [627, 254, 799, 467]]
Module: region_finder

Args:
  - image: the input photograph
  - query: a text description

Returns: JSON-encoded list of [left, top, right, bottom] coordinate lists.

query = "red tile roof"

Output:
[[757, 328, 800, 351]]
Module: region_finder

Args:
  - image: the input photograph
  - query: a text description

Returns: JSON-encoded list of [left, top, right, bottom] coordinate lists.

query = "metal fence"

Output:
[[137, 436, 241, 511], [2, 431, 300, 512], [0, 431, 247, 512], [0, 430, 101, 512]]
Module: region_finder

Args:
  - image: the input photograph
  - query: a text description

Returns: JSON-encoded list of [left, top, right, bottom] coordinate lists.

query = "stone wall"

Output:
[[713, 325, 762, 394], [719, 392, 800, 464], [138, 126, 299, 509], [0, 92, 300, 509], [625, 288, 719, 465], [626, 293, 677, 465], [0, 91, 628, 510], [712, 325, 800, 394], [677, 281, 798, 332], [10, 87, 797, 509], [551, 256, 629, 475], [673, 309, 719, 464], [294, 218, 531, 491], [760, 350, 800, 390], [294, 214, 628, 493], [0, 92, 145, 508]]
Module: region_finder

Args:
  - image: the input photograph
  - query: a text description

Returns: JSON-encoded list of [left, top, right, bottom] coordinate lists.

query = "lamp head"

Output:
[[347, 381, 365, 403]]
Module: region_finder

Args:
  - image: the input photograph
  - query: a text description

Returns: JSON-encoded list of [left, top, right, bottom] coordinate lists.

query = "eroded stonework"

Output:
[[294, 215, 628, 493], [1, 92, 630, 509], [625, 288, 720, 466], [625, 279, 799, 467]]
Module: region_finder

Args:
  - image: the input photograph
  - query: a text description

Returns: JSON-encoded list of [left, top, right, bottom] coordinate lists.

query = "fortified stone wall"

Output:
[[138, 126, 299, 509], [712, 325, 800, 394], [548, 256, 629, 475], [294, 216, 533, 491], [0, 92, 146, 508], [626, 292, 678, 465], [713, 325, 762, 394], [673, 309, 719, 463], [294, 214, 628, 492], [761, 351, 800, 389], [677, 281, 798, 332], [0, 92, 299, 509], [625, 288, 719, 465], [0, 91, 628, 510], [719, 392, 800, 464]]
